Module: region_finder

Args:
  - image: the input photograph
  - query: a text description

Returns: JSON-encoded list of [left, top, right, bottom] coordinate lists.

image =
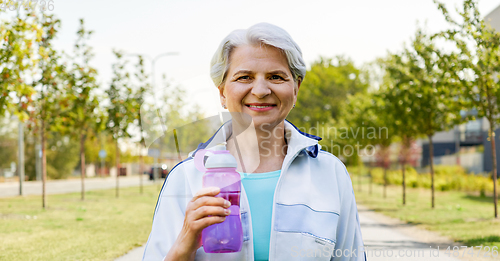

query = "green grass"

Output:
[[351, 176, 500, 249], [0, 184, 163, 261]]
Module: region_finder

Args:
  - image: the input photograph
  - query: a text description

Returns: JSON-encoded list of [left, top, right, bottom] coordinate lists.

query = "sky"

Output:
[[4, 0, 500, 117]]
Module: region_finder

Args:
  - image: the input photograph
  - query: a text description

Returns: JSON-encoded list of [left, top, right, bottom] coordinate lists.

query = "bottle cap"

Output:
[[205, 143, 237, 169]]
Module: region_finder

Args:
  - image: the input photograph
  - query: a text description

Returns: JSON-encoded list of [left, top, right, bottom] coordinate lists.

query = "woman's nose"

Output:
[[250, 78, 271, 98]]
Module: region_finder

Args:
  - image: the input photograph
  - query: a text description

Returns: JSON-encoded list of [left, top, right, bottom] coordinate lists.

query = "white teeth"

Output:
[[248, 105, 272, 108]]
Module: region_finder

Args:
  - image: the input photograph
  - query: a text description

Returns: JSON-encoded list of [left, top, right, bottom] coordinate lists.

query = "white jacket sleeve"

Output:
[[143, 163, 192, 261], [332, 165, 366, 261]]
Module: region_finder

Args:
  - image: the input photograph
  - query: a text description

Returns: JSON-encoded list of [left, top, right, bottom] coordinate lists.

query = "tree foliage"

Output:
[[382, 26, 463, 207], [287, 56, 369, 128], [60, 19, 102, 136], [434, 0, 500, 217], [384, 28, 462, 138], [286, 56, 369, 157], [0, 11, 40, 120], [106, 50, 136, 140]]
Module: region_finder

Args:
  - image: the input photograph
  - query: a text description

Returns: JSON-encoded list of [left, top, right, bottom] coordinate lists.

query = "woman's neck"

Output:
[[226, 121, 287, 173]]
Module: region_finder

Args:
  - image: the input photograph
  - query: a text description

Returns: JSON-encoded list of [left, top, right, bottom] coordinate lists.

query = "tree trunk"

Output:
[[490, 126, 498, 218], [429, 135, 435, 209], [140, 145, 144, 194], [369, 167, 372, 195], [18, 121, 24, 196], [401, 136, 409, 206], [116, 140, 120, 198], [402, 161, 406, 205], [358, 169, 362, 192], [41, 120, 47, 209], [80, 133, 86, 201], [383, 166, 387, 198]]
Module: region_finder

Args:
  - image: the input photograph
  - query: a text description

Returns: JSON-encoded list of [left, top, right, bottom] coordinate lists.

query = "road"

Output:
[[0, 175, 155, 198]]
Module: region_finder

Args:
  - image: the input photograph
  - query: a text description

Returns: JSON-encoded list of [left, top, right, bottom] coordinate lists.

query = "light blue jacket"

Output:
[[143, 120, 366, 261]]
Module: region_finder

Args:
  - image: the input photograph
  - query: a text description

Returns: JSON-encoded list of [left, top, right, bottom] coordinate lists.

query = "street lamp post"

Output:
[[125, 52, 178, 182], [18, 118, 24, 196]]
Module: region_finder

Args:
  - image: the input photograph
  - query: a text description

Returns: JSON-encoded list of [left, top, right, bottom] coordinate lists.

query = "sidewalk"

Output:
[[358, 204, 497, 261], [0, 175, 154, 198], [115, 245, 146, 261], [115, 204, 498, 261]]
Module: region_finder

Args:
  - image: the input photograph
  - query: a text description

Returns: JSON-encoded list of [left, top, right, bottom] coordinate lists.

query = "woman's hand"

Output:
[[164, 186, 231, 261]]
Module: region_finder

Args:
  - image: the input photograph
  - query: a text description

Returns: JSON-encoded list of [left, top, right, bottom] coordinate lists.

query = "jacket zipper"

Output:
[[240, 182, 254, 260], [268, 148, 306, 261]]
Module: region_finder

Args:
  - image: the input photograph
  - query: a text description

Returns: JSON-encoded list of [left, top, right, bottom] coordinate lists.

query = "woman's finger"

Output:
[[192, 216, 227, 231], [191, 205, 231, 221], [191, 187, 220, 202], [191, 196, 230, 211]]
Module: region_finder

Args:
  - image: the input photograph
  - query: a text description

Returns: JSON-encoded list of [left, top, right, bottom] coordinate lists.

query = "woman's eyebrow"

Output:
[[267, 70, 289, 76], [232, 70, 253, 77]]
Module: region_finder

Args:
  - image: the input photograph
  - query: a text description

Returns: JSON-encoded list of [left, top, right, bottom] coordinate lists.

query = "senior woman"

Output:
[[143, 23, 366, 261]]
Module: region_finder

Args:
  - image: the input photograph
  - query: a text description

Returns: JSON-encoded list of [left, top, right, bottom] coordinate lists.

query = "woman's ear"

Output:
[[294, 78, 302, 96], [218, 85, 226, 106], [293, 78, 302, 106]]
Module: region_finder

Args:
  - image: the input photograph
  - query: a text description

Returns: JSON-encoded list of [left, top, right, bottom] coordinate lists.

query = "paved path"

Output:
[[115, 245, 146, 261], [0, 175, 155, 198], [359, 205, 456, 261], [358, 205, 496, 261], [115, 204, 498, 261]]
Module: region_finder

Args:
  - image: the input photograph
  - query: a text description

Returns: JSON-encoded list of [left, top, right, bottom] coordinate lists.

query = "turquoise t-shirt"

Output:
[[238, 170, 281, 261]]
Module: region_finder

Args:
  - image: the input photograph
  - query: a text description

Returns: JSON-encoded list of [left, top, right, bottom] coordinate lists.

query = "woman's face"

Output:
[[219, 44, 300, 130]]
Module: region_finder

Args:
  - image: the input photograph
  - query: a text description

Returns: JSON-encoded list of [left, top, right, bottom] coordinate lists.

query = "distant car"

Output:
[[149, 164, 169, 180]]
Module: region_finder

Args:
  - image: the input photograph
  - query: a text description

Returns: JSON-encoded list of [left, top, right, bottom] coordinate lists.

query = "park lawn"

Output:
[[352, 177, 500, 249], [0, 184, 163, 261]]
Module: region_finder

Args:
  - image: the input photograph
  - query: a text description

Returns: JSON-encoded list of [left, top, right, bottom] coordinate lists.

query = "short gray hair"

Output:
[[210, 22, 306, 88]]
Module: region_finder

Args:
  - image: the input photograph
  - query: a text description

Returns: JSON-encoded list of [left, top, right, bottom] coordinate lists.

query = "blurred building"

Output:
[[420, 111, 485, 174], [486, 4, 500, 30]]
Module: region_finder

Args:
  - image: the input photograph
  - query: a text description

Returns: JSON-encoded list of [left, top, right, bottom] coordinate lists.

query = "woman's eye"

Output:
[[237, 76, 250, 80], [271, 75, 284, 80]]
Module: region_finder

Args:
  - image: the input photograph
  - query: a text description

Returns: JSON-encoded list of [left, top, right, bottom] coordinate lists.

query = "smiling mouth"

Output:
[[245, 103, 277, 108], [246, 105, 276, 108]]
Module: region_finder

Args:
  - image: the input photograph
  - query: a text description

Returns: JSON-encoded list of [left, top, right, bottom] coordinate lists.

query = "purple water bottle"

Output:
[[194, 144, 243, 253]]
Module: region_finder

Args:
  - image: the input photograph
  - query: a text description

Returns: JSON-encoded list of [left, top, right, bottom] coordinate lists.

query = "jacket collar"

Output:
[[191, 120, 321, 159]]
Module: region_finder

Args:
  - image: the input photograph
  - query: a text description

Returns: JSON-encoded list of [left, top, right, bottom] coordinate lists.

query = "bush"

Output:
[[351, 165, 495, 193], [45, 134, 79, 179]]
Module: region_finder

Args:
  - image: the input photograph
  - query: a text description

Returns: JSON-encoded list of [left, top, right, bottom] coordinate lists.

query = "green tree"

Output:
[[23, 130, 38, 181], [379, 55, 421, 205], [0, 11, 39, 119], [156, 75, 209, 160], [45, 133, 80, 179], [434, 0, 500, 217], [24, 131, 80, 181], [344, 91, 395, 197], [0, 12, 40, 191], [132, 55, 150, 193], [286, 56, 369, 154], [60, 18, 101, 200], [384, 27, 461, 208], [83, 129, 101, 165], [30, 12, 67, 208], [0, 113, 18, 171], [106, 50, 136, 197]]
